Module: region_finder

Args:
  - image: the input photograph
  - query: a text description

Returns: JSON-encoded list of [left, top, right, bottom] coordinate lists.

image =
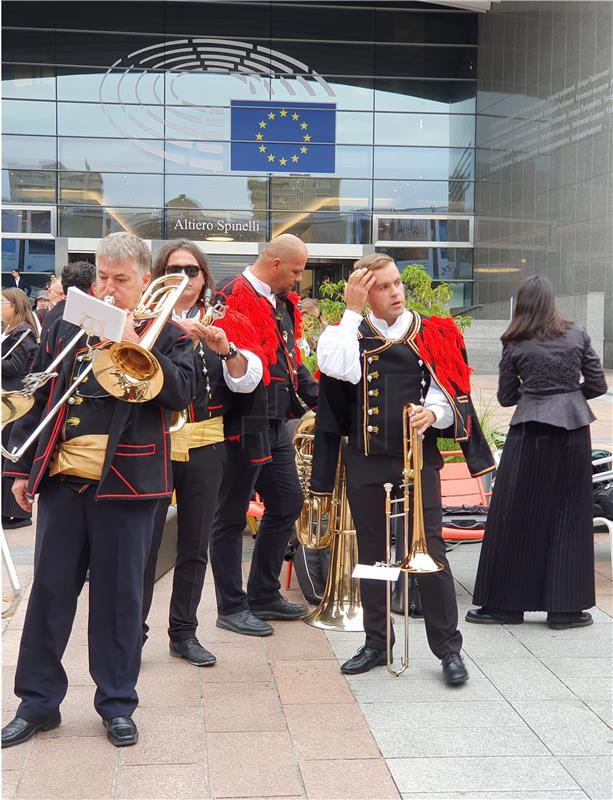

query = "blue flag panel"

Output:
[[231, 100, 336, 174]]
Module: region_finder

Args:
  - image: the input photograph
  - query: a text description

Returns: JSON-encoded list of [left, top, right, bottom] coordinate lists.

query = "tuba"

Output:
[[293, 411, 363, 632], [92, 273, 188, 403], [380, 403, 443, 676]]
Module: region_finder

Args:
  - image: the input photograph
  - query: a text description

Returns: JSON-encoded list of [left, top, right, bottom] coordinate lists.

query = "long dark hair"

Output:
[[501, 275, 572, 344], [151, 240, 214, 303]]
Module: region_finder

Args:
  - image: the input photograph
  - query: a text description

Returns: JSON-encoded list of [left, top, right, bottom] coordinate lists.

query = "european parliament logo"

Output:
[[231, 100, 336, 174]]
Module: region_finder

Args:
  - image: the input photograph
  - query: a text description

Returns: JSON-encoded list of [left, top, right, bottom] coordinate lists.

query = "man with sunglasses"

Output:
[[212, 234, 318, 636]]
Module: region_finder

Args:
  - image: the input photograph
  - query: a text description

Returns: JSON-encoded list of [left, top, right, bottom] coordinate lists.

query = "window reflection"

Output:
[[59, 206, 163, 239], [376, 218, 471, 244], [2, 170, 57, 203], [2, 64, 55, 100], [375, 114, 474, 148], [1, 239, 55, 274], [2, 135, 56, 170], [375, 147, 474, 180], [374, 79, 476, 113], [374, 180, 474, 213], [270, 178, 371, 212], [1, 208, 52, 235], [376, 246, 473, 282], [271, 211, 370, 244], [58, 102, 164, 139], [2, 99, 56, 135], [59, 172, 163, 207], [166, 209, 267, 242], [58, 68, 163, 105], [165, 175, 267, 210], [58, 138, 164, 173]]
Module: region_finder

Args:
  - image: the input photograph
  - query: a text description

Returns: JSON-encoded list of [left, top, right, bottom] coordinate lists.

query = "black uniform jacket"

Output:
[[4, 316, 195, 501], [2, 324, 38, 391], [311, 313, 495, 494]]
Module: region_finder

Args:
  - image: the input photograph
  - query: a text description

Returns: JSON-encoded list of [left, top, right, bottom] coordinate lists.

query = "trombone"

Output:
[[380, 403, 443, 677], [2, 274, 188, 463]]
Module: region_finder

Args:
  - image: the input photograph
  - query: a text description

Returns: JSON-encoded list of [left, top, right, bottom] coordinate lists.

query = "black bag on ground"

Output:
[[592, 449, 613, 521], [286, 533, 330, 606]]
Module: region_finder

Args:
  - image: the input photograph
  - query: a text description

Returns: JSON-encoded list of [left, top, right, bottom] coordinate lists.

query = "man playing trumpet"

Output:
[[1, 232, 195, 749], [313, 254, 494, 682]]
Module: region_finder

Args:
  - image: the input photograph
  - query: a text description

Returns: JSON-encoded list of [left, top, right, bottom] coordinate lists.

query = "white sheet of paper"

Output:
[[353, 564, 401, 582], [63, 287, 127, 342]]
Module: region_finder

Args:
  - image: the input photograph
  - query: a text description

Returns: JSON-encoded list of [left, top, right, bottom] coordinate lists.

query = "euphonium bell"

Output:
[[92, 274, 189, 403], [294, 411, 334, 549]]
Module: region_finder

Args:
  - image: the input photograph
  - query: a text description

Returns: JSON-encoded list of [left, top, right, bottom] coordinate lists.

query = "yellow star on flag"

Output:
[[303, 134, 311, 142], [300, 122, 308, 130], [291, 154, 299, 162], [255, 133, 263, 140], [279, 109, 288, 117], [258, 145, 266, 152], [300, 146, 308, 154], [291, 112, 299, 121], [259, 120, 266, 129], [279, 157, 287, 165], [268, 112, 275, 120], [267, 153, 275, 162]]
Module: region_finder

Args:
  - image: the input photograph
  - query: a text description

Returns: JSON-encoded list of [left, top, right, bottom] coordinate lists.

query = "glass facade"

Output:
[[1, 1, 477, 304]]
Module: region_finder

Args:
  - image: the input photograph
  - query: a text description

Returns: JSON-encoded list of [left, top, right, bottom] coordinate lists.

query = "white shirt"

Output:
[[171, 308, 262, 394], [317, 308, 454, 429], [243, 266, 276, 308]]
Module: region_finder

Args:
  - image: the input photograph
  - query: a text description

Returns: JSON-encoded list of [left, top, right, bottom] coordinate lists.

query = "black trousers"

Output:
[[14, 477, 157, 722], [209, 420, 303, 614], [142, 442, 225, 643], [343, 444, 462, 658]]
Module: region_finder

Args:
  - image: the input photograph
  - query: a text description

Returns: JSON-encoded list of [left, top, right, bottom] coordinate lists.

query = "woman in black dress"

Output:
[[2, 288, 39, 528], [467, 276, 608, 629]]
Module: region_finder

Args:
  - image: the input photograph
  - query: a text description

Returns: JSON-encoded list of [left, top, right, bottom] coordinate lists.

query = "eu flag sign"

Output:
[[231, 100, 336, 174]]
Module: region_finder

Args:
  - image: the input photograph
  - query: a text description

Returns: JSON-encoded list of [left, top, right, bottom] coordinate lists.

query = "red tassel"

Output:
[[416, 316, 471, 395], [287, 291, 303, 365]]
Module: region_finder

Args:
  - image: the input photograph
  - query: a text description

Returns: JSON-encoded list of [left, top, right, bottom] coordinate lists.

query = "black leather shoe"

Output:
[[250, 597, 307, 620], [442, 652, 468, 686], [216, 609, 273, 637], [465, 607, 523, 625], [2, 517, 32, 530], [547, 611, 593, 629], [170, 638, 216, 666], [340, 645, 387, 675], [2, 714, 61, 748], [103, 716, 138, 747]]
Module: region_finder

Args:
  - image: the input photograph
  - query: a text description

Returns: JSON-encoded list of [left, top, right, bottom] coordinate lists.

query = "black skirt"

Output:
[[473, 422, 595, 613]]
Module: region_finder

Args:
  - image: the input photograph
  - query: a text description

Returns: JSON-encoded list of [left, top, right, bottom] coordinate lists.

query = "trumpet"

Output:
[[380, 403, 443, 677]]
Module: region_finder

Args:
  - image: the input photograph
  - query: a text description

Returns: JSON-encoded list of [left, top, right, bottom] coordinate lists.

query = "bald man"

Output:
[[211, 235, 318, 636]]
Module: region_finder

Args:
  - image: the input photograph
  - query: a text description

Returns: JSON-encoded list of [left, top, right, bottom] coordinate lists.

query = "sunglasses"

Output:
[[164, 264, 201, 279]]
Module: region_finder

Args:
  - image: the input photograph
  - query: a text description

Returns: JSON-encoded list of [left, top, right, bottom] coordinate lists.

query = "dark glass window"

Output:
[[272, 5, 374, 40], [2, 63, 55, 99], [375, 148, 474, 181], [165, 175, 267, 210], [59, 206, 163, 239], [59, 172, 163, 207], [58, 68, 162, 105], [58, 138, 164, 173], [376, 217, 471, 244], [375, 9, 478, 45], [258, 41, 375, 77], [166, 209, 267, 242], [374, 180, 474, 213], [2, 28, 56, 63], [1, 208, 52, 234], [274, 77, 373, 111], [270, 178, 371, 212], [2, 99, 56, 135], [56, 31, 169, 69], [375, 246, 473, 281], [375, 114, 474, 148], [374, 45, 476, 79], [374, 78, 476, 113], [271, 211, 370, 244], [2, 238, 55, 273], [165, 1, 271, 37], [58, 102, 164, 139], [2, 170, 57, 204], [2, 135, 56, 170]]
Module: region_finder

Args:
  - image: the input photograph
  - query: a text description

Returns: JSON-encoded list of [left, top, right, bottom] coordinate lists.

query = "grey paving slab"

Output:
[[400, 793, 589, 800], [370, 723, 550, 759], [505, 627, 613, 658], [360, 700, 526, 730], [349, 672, 502, 704], [388, 755, 580, 794], [585, 699, 613, 728], [475, 656, 577, 701], [561, 676, 612, 702], [560, 756, 613, 800], [539, 656, 613, 679], [459, 626, 534, 658], [511, 700, 613, 756]]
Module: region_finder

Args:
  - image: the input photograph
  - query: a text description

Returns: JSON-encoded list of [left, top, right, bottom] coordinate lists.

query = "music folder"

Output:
[[63, 287, 126, 342]]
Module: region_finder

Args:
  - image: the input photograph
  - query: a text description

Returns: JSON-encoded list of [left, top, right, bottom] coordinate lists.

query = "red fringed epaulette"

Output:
[[287, 291, 302, 366], [213, 307, 267, 376], [416, 315, 471, 396]]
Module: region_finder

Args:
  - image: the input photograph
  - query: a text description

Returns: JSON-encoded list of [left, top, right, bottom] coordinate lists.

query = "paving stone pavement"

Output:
[[2, 377, 611, 799]]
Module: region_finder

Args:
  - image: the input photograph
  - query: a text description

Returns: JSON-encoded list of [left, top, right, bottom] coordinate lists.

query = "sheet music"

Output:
[[63, 287, 127, 342]]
